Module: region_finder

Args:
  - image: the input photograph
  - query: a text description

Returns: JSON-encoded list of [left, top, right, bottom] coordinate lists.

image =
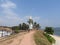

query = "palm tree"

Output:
[[28, 19, 33, 24]]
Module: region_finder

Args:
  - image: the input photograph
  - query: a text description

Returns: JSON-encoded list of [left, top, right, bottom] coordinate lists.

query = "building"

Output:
[[0, 27, 12, 37], [29, 17, 33, 30], [29, 23, 33, 30]]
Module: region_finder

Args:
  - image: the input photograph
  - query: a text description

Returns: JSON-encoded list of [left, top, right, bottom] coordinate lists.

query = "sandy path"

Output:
[[0, 31, 36, 45], [51, 35, 60, 45], [0, 32, 26, 45], [8, 34, 24, 45], [19, 31, 36, 45]]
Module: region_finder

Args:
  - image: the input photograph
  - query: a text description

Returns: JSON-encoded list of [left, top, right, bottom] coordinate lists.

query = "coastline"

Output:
[[51, 35, 60, 45]]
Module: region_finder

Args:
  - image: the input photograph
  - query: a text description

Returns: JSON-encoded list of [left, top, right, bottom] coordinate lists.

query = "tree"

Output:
[[27, 18, 33, 30], [22, 23, 29, 30], [36, 24, 40, 30], [12, 26, 19, 30], [44, 27, 54, 35], [33, 22, 37, 29], [33, 22, 40, 30], [28, 19, 33, 24], [19, 24, 22, 30], [25, 24, 29, 30], [11, 26, 19, 33]]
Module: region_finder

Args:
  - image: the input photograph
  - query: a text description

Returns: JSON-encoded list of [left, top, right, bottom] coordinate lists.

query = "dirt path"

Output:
[[19, 31, 36, 45], [0, 31, 36, 45], [0, 32, 26, 45]]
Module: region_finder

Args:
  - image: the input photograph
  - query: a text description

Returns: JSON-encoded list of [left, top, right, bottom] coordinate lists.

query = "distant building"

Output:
[[29, 23, 33, 30], [0, 27, 12, 37], [29, 16, 33, 30]]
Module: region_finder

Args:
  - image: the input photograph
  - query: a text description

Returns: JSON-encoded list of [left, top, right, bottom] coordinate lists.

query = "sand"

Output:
[[0, 31, 36, 45], [19, 31, 36, 45], [51, 35, 60, 45]]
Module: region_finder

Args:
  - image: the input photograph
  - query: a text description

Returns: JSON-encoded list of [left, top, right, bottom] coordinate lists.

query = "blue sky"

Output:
[[0, 0, 60, 28]]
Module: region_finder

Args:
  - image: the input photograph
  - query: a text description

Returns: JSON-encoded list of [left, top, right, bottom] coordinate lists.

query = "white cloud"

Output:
[[1, 0, 16, 9], [0, 0, 23, 26], [0, 0, 49, 27]]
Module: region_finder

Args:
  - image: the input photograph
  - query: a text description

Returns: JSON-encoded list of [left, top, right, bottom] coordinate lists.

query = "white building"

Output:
[[29, 17, 33, 30], [29, 23, 33, 30], [0, 27, 12, 37]]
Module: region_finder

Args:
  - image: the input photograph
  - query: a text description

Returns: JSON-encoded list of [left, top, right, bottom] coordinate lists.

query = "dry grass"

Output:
[[34, 30, 52, 45]]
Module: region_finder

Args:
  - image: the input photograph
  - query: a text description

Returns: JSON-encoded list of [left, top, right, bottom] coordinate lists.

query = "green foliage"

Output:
[[33, 22, 37, 28], [21, 23, 29, 30], [34, 31, 51, 45], [36, 24, 40, 30], [12, 26, 19, 30], [44, 33, 55, 44], [12, 23, 29, 31], [28, 19, 33, 24], [28, 18, 41, 30], [19, 24, 22, 30], [14, 30, 19, 33], [44, 27, 54, 35], [33, 22, 40, 30], [11, 26, 20, 33]]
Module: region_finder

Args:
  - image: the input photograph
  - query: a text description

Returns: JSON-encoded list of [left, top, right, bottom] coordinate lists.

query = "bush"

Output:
[[12, 26, 19, 30], [44, 33, 55, 44], [44, 27, 54, 35], [14, 30, 19, 33]]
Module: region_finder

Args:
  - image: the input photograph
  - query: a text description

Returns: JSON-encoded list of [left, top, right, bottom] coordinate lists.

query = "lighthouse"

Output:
[[28, 16, 33, 30]]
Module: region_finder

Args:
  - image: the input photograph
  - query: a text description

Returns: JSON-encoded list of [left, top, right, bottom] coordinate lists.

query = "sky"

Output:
[[0, 0, 60, 28]]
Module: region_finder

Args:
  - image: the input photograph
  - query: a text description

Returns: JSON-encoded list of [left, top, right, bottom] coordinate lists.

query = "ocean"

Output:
[[54, 28, 60, 36]]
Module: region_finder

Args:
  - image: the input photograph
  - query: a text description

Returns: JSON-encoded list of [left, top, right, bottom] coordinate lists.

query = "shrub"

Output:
[[14, 30, 19, 33], [44, 27, 54, 35], [44, 33, 55, 44]]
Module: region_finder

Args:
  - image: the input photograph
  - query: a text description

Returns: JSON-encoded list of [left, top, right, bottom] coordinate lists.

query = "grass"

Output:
[[34, 30, 52, 45], [44, 33, 55, 44]]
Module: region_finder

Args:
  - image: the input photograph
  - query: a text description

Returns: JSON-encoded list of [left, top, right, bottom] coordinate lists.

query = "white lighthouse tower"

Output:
[[29, 16, 33, 30]]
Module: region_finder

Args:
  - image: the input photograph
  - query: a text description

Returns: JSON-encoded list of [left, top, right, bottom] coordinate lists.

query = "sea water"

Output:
[[54, 28, 60, 36]]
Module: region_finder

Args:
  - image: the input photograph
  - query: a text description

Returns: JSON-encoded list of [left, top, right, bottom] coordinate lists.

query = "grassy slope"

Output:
[[34, 30, 52, 45]]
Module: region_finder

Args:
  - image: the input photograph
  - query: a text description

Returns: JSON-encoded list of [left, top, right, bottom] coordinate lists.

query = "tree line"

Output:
[[12, 23, 29, 30], [12, 22, 40, 30], [11, 18, 40, 33]]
